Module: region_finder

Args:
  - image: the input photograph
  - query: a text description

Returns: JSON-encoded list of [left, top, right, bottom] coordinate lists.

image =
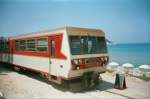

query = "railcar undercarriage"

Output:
[[62, 71, 103, 91]]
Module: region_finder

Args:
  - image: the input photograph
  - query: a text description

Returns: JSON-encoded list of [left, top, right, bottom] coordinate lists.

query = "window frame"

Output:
[[97, 37, 107, 53], [69, 35, 107, 55], [15, 37, 48, 52], [69, 36, 82, 55], [36, 37, 48, 52], [16, 40, 27, 51], [26, 39, 36, 51], [50, 40, 56, 57]]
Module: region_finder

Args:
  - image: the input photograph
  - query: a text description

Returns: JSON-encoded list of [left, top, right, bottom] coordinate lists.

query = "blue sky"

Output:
[[0, 0, 150, 43]]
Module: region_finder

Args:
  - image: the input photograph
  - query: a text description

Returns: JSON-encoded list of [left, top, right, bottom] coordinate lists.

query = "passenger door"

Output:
[[49, 37, 56, 74], [49, 35, 63, 75]]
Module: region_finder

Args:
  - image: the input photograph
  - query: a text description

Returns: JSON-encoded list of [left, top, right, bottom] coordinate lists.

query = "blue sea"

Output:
[[108, 43, 150, 68]]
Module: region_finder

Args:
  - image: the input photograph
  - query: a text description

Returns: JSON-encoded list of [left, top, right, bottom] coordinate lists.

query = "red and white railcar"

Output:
[[0, 27, 109, 88]]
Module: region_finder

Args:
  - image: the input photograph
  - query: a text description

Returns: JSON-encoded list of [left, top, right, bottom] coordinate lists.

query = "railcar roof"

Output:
[[9, 26, 104, 39]]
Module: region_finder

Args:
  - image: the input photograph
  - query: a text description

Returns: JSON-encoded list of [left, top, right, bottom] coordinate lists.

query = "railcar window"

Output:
[[16, 40, 26, 51], [69, 36, 107, 55], [70, 36, 81, 55], [88, 37, 97, 53], [81, 36, 88, 54], [16, 38, 48, 52], [20, 46, 26, 51], [81, 36, 97, 54], [27, 39, 36, 51], [20, 40, 26, 45], [19, 40, 26, 51], [51, 40, 55, 57], [37, 38, 48, 52], [37, 38, 48, 46], [97, 37, 107, 53]]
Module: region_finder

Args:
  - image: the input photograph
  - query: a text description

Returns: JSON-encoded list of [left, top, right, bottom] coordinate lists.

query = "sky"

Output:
[[0, 0, 150, 44]]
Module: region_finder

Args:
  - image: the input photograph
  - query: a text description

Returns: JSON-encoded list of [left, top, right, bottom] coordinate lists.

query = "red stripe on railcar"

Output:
[[9, 33, 67, 60]]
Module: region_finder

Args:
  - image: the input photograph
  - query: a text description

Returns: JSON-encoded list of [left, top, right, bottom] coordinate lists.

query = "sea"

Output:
[[108, 43, 150, 68]]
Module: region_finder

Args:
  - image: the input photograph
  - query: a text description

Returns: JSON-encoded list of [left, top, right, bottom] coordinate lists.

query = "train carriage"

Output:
[[0, 26, 109, 89]]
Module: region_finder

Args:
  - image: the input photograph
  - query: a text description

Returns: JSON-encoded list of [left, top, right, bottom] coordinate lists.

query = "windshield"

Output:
[[70, 36, 81, 55], [69, 36, 107, 55]]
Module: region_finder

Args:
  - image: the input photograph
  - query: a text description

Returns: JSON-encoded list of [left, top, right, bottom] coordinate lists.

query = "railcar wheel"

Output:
[[81, 72, 100, 90], [13, 66, 26, 74], [81, 72, 93, 90], [62, 80, 70, 89], [91, 72, 100, 85]]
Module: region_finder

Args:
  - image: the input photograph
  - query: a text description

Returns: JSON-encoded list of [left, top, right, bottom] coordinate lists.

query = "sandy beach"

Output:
[[0, 64, 150, 99], [100, 72, 150, 99]]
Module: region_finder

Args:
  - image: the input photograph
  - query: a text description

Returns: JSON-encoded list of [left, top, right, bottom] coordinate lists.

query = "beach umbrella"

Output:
[[139, 64, 150, 69], [139, 64, 150, 72], [122, 63, 134, 69], [108, 62, 119, 66], [130, 68, 143, 77], [107, 62, 119, 70]]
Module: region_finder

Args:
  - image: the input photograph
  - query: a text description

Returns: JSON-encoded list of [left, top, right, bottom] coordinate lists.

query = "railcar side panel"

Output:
[[13, 54, 50, 73], [0, 30, 71, 79]]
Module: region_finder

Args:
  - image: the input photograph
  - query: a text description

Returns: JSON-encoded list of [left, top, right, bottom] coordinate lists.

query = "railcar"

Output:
[[0, 26, 109, 89]]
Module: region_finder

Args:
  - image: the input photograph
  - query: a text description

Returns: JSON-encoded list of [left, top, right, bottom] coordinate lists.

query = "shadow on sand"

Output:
[[0, 63, 70, 92], [96, 81, 114, 91], [0, 63, 14, 74]]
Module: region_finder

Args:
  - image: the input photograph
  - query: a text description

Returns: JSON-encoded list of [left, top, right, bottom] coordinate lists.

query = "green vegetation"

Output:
[[0, 37, 9, 52], [136, 74, 150, 81]]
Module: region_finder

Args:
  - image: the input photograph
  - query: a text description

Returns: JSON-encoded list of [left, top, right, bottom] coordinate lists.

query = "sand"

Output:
[[0, 64, 150, 99], [100, 72, 150, 99]]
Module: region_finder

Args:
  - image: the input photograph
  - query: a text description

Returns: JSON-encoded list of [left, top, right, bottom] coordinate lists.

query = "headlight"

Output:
[[76, 66, 80, 70], [79, 59, 82, 64], [101, 57, 104, 61], [74, 59, 79, 65], [105, 57, 107, 62], [85, 59, 89, 64], [72, 59, 81, 70]]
